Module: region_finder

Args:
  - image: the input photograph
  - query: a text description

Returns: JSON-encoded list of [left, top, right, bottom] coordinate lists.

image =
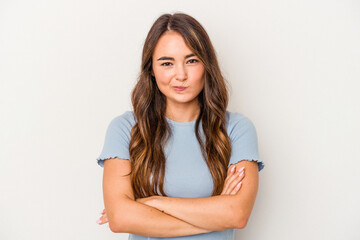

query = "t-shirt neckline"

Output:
[[165, 116, 197, 126]]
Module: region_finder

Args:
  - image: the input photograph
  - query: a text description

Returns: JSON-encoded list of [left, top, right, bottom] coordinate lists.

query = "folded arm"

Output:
[[102, 158, 211, 237], [139, 160, 259, 231]]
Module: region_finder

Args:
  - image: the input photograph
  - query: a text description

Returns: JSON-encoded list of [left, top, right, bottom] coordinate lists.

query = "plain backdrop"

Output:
[[1, 0, 359, 239]]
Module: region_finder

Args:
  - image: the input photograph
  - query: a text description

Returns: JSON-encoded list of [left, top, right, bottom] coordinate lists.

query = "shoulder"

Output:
[[225, 111, 256, 136], [225, 111, 264, 171], [225, 111, 250, 125], [108, 111, 136, 130]]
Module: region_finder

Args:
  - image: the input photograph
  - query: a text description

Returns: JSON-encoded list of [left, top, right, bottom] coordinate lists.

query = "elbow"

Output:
[[107, 198, 135, 233], [229, 203, 252, 229], [234, 217, 248, 229], [108, 218, 122, 233], [231, 208, 249, 229], [108, 219, 128, 233], [108, 214, 130, 233], [109, 221, 120, 233]]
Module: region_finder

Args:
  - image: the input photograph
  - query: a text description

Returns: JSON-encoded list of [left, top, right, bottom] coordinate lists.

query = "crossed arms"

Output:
[[101, 157, 259, 237]]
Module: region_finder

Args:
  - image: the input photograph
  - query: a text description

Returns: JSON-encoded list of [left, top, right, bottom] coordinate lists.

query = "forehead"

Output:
[[153, 31, 193, 57]]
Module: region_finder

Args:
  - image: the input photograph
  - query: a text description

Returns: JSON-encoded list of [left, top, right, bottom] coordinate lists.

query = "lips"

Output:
[[173, 86, 187, 91]]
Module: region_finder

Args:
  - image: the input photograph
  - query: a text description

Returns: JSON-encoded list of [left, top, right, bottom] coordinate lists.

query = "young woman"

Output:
[[96, 13, 265, 239]]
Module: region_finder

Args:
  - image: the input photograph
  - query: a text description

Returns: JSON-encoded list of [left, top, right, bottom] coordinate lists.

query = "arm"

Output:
[[140, 160, 259, 231], [102, 157, 211, 237]]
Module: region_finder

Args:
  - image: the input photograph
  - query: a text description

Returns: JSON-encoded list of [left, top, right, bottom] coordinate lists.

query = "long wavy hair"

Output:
[[129, 13, 231, 198]]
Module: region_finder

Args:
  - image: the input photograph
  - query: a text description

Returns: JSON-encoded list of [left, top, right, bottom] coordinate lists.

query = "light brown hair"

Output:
[[129, 13, 231, 198]]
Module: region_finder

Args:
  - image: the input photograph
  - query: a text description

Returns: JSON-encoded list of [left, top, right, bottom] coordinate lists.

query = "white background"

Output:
[[1, 0, 359, 239]]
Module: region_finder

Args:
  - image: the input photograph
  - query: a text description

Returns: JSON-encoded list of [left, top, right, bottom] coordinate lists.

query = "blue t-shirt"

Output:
[[97, 111, 264, 240]]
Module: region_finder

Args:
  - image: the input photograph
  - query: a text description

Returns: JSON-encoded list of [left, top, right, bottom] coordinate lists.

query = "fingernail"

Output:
[[237, 167, 245, 172], [239, 171, 244, 177], [231, 165, 235, 173], [236, 182, 242, 189], [96, 219, 102, 224]]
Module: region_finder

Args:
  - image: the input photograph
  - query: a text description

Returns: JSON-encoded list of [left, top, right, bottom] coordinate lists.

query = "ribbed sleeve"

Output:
[[226, 112, 265, 171], [96, 111, 135, 167]]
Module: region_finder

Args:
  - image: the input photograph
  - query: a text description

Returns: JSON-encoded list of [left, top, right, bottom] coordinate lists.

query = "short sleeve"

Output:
[[96, 111, 135, 167], [226, 112, 265, 172]]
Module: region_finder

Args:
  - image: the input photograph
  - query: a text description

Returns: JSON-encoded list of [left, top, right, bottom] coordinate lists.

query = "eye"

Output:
[[161, 62, 172, 66], [187, 59, 199, 64]]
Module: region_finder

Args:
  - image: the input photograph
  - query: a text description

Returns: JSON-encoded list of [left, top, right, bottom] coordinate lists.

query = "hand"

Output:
[[97, 196, 162, 226], [220, 164, 245, 195], [96, 208, 109, 225], [97, 166, 244, 225]]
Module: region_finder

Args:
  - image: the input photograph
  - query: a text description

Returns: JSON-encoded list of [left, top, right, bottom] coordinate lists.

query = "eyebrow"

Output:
[[157, 53, 196, 61]]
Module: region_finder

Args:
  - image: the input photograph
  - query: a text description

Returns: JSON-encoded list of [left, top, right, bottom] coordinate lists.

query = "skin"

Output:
[[98, 164, 245, 225], [152, 30, 205, 122], [97, 31, 259, 234], [135, 160, 258, 230]]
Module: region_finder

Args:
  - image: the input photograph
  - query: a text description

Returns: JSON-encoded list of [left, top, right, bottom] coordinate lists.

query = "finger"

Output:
[[103, 213, 109, 223], [236, 166, 245, 174], [224, 168, 245, 194], [226, 171, 244, 194], [100, 208, 105, 215], [97, 216, 108, 225], [97, 213, 109, 225], [227, 164, 236, 175], [223, 172, 239, 194], [222, 165, 237, 193], [230, 181, 243, 195], [226, 167, 244, 187], [226, 165, 237, 180]]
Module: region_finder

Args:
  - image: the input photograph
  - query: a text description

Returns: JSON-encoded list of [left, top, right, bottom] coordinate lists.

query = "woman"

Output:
[[96, 13, 264, 239]]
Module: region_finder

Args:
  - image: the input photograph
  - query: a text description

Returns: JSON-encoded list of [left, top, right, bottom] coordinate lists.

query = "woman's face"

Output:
[[152, 31, 205, 107]]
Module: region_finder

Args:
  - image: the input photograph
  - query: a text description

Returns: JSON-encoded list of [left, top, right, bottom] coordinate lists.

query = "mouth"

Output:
[[173, 86, 187, 92]]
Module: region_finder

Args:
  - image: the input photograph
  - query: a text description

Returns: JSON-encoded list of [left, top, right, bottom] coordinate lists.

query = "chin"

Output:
[[170, 96, 198, 105]]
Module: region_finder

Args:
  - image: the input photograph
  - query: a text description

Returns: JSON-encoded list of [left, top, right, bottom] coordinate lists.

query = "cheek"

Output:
[[154, 72, 171, 95], [192, 67, 205, 89], [153, 68, 172, 86]]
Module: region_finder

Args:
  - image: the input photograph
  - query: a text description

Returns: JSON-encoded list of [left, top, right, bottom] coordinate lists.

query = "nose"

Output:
[[175, 64, 187, 81]]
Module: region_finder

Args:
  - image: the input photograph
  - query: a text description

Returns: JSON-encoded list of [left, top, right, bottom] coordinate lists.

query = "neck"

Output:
[[165, 99, 200, 123]]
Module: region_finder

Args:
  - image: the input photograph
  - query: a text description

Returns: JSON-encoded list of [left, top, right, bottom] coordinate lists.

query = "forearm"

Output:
[[110, 197, 211, 237], [145, 161, 259, 231], [150, 195, 240, 231]]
